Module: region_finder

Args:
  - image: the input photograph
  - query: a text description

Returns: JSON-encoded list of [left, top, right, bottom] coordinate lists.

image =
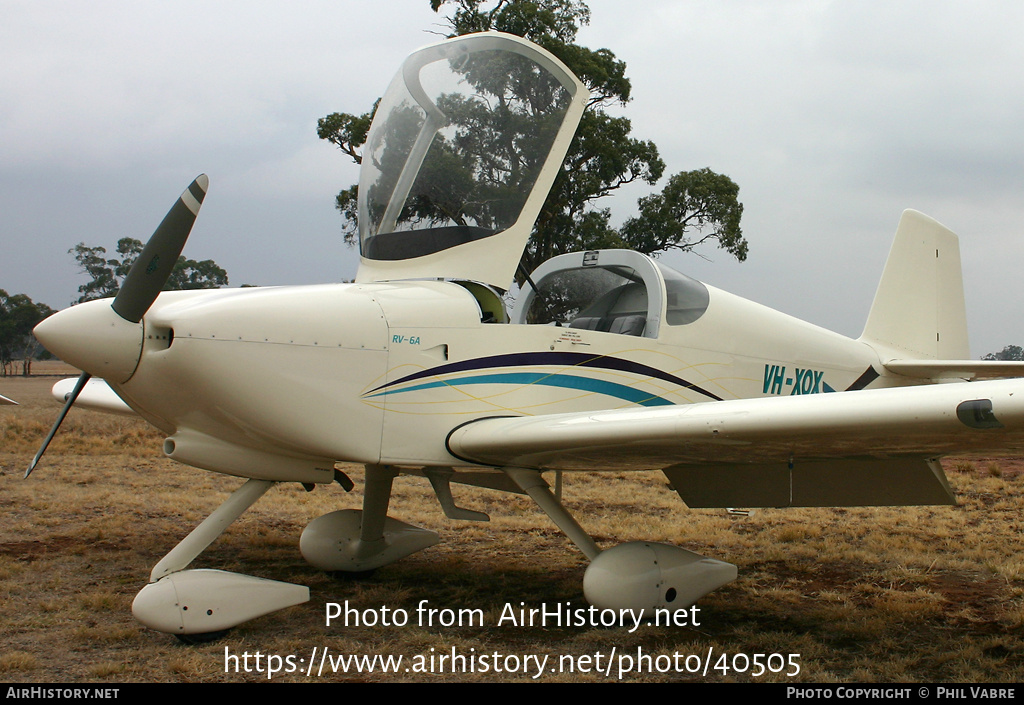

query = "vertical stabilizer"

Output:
[[860, 210, 969, 360]]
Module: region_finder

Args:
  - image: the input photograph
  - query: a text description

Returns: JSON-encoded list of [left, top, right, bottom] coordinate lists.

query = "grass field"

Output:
[[2, 368, 1023, 682]]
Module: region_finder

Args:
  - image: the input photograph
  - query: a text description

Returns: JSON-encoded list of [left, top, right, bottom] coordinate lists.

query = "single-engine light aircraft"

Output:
[[29, 32, 1024, 639]]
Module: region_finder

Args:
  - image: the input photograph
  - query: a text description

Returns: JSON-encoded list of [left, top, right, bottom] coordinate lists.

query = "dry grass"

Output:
[[2, 373, 1024, 683]]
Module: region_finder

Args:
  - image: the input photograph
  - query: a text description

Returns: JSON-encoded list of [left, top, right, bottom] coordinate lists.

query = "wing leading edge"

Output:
[[51, 377, 138, 417], [446, 378, 1024, 508]]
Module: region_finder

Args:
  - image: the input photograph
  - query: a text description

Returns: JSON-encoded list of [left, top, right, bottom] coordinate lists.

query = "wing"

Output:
[[0, 393, 16, 405], [446, 378, 1024, 508], [51, 377, 138, 417]]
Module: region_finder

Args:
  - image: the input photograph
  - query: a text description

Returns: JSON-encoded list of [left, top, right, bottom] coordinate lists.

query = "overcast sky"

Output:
[[3, 1, 1022, 356]]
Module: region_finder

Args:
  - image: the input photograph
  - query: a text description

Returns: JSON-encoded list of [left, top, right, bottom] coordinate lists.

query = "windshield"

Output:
[[526, 266, 647, 329], [510, 250, 710, 337], [359, 35, 577, 262]]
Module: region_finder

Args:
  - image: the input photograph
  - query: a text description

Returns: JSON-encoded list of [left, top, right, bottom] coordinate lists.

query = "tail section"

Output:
[[860, 210, 970, 361]]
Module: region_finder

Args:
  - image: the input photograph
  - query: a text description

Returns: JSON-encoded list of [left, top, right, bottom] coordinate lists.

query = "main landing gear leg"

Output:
[[300, 464, 439, 572], [502, 467, 738, 614], [503, 467, 599, 559], [132, 479, 310, 639]]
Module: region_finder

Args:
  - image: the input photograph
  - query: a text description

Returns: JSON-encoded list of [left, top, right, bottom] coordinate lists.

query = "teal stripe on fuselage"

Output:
[[365, 372, 674, 407]]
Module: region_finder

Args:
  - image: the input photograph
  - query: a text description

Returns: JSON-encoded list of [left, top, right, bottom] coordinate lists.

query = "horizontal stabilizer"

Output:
[[885, 360, 1024, 381]]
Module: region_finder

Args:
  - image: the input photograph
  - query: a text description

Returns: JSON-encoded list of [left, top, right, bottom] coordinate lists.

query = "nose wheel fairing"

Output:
[[131, 479, 311, 636], [133, 569, 309, 636]]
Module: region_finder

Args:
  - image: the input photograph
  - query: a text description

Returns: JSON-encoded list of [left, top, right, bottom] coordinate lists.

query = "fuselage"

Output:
[[97, 274, 893, 482]]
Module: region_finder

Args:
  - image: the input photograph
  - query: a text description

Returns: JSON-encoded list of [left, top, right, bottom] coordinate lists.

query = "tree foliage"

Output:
[[621, 169, 746, 261], [982, 345, 1024, 361], [0, 291, 54, 376], [70, 238, 229, 304], [319, 0, 747, 279]]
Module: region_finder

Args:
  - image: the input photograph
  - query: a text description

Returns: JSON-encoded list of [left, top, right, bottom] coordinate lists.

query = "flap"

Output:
[[662, 458, 955, 508]]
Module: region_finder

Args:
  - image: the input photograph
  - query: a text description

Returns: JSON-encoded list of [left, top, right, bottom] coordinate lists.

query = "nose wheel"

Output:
[[175, 629, 230, 645]]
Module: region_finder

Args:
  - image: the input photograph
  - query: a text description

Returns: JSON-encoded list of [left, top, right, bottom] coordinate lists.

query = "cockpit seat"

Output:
[[609, 314, 646, 336], [568, 314, 645, 337], [568, 317, 600, 331]]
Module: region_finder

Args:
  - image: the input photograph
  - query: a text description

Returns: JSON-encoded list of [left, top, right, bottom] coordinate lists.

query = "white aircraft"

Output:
[[29, 32, 1024, 641], [0, 394, 16, 405]]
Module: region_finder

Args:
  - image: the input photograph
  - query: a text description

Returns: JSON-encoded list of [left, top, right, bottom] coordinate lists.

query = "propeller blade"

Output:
[[28, 175, 208, 476], [25, 372, 91, 478], [112, 174, 209, 323]]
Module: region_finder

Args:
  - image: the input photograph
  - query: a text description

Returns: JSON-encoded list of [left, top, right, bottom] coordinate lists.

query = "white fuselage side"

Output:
[[107, 278, 893, 480]]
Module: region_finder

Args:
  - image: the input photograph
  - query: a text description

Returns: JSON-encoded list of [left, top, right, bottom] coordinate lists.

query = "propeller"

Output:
[[113, 175, 209, 323], [25, 372, 91, 477], [26, 175, 209, 478]]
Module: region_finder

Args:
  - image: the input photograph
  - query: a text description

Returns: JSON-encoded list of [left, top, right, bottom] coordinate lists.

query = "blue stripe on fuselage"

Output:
[[368, 351, 721, 402], [365, 371, 675, 406]]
